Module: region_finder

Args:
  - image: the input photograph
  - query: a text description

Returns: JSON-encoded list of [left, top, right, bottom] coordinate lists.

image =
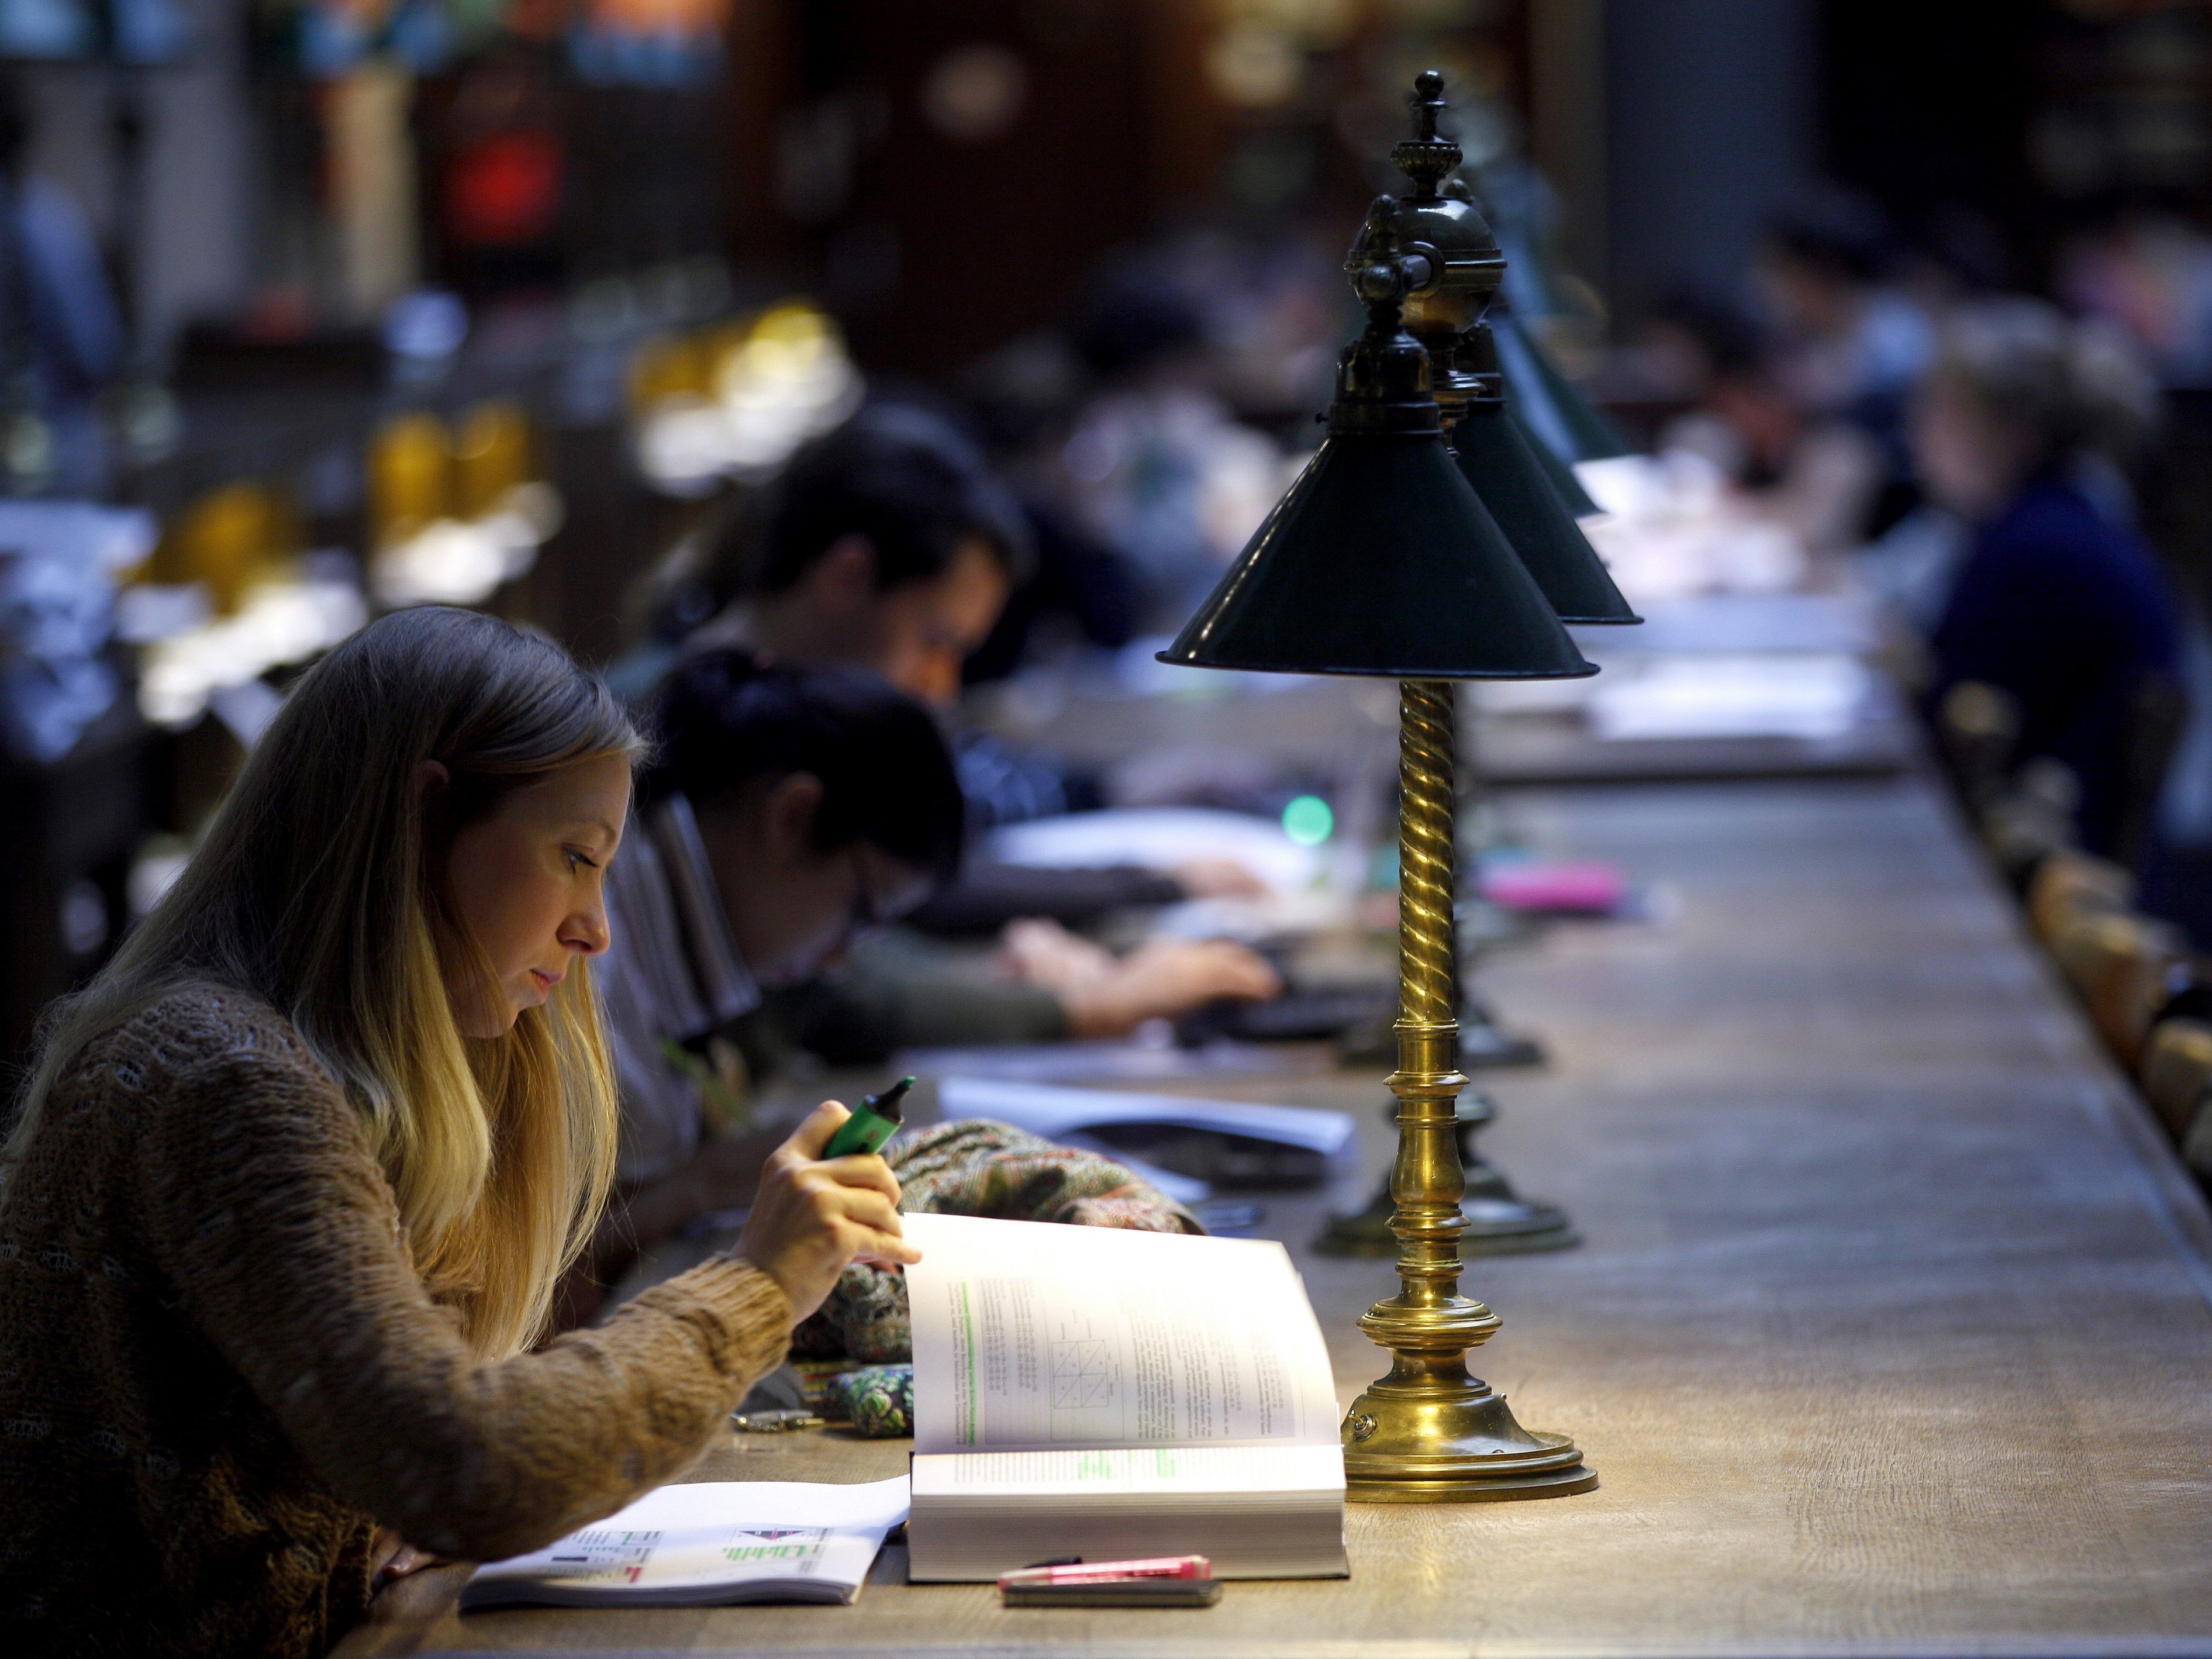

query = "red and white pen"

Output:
[[998, 1555, 1211, 1588]]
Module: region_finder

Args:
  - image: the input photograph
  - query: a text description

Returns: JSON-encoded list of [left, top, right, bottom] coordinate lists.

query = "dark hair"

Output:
[[1069, 268, 1207, 383], [1648, 287, 1772, 381], [1764, 188, 1893, 285], [643, 649, 965, 884], [746, 403, 1031, 598]]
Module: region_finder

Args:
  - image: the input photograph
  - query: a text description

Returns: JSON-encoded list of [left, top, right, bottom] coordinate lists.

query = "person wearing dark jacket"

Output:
[[1916, 299, 2182, 857]]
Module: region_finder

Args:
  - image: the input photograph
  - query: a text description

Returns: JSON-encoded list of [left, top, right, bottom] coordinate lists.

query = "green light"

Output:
[[1282, 794, 1333, 847]]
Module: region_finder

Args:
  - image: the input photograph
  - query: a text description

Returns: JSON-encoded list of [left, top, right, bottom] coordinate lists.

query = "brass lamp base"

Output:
[[1342, 1346, 1595, 1502], [1338, 681, 1593, 1503]]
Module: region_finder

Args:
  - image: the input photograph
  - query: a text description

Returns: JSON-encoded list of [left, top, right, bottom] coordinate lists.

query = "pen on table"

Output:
[[820, 1075, 915, 1159], [1000, 1556, 1212, 1586]]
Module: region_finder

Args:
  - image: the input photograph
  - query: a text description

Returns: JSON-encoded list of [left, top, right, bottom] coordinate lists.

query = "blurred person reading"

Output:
[[1043, 261, 1289, 630], [1647, 287, 1885, 556], [626, 403, 1279, 1067], [0, 611, 913, 1656], [565, 650, 1202, 1329], [1757, 189, 1935, 536], [1913, 298, 2182, 858]]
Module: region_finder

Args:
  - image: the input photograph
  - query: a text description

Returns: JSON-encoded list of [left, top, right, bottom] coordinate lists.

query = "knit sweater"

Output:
[[0, 986, 792, 1659]]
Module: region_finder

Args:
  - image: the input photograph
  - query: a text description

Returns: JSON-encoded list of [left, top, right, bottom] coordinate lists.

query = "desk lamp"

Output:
[[1390, 71, 1637, 628], [1496, 306, 1636, 471], [1160, 140, 1596, 1500], [1317, 74, 1636, 1264]]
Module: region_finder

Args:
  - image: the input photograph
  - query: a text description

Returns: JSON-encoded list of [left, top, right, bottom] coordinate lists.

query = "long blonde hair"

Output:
[[7, 607, 641, 1357]]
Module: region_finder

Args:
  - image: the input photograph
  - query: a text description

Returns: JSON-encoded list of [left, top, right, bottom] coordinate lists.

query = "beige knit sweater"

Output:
[[0, 986, 792, 1658]]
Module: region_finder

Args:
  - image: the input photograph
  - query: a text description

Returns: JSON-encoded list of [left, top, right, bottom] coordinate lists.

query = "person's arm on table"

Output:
[[559, 1121, 792, 1327], [998, 918, 1282, 1039], [765, 919, 1283, 1061], [144, 1039, 912, 1567]]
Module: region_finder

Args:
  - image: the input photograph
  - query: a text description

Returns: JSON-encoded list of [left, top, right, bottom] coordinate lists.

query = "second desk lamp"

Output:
[[1160, 110, 1613, 1497]]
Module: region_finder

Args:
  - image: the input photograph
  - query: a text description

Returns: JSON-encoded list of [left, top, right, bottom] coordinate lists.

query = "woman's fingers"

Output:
[[785, 1098, 852, 1158], [740, 1101, 922, 1313], [819, 1150, 904, 1205], [792, 1169, 903, 1237], [824, 1178, 919, 1264], [853, 1236, 925, 1267], [839, 1210, 923, 1265], [833, 1184, 904, 1235]]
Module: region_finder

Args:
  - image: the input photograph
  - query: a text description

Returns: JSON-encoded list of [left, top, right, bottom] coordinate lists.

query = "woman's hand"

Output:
[[737, 1101, 921, 1323]]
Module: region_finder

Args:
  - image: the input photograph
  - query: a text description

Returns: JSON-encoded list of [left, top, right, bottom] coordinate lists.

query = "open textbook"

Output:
[[460, 1476, 910, 1609], [900, 1212, 1348, 1582]]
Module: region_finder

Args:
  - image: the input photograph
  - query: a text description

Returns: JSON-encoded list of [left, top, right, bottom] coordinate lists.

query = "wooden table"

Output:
[[346, 775, 2212, 1658], [968, 671, 1916, 792]]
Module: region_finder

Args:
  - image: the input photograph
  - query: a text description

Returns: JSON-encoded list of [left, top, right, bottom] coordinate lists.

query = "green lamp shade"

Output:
[[1453, 402, 1639, 625], [1495, 310, 1634, 464], [1516, 407, 1602, 517], [1160, 432, 1595, 681]]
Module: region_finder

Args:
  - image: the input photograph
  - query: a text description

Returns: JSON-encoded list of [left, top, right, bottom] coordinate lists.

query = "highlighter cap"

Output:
[[868, 1075, 916, 1126]]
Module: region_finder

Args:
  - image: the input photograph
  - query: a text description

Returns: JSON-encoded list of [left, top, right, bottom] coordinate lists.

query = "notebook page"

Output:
[[463, 1477, 910, 1603], [902, 1213, 1337, 1455]]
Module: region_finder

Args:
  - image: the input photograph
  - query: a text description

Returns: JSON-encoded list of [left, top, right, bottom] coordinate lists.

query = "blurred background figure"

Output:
[[1036, 257, 1293, 633], [575, 650, 965, 1323], [2061, 210, 2212, 391], [624, 401, 1282, 1071], [1754, 190, 1933, 537], [1913, 297, 2178, 859], [0, 88, 123, 499], [1644, 286, 1883, 557], [636, 400, 1033, 708]]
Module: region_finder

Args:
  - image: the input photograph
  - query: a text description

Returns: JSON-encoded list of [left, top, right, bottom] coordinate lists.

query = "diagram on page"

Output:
[[1049, 1313, 1120, 1435]]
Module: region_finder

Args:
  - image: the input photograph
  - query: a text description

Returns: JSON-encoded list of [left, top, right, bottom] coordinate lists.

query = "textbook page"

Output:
[[461, 1477, 910, 1608], [902, 1212, 1338, 1455], [910, 1442, 1345, 1498]]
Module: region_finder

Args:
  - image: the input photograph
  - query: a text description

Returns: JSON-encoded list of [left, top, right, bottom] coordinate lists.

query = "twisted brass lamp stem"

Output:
[[1385, 681, 1469, 1300], [1338, 681, 1596, 1501]]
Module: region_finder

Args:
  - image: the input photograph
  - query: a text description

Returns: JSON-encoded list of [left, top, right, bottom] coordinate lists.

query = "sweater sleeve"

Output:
[[130, 1002, 790, 1564]]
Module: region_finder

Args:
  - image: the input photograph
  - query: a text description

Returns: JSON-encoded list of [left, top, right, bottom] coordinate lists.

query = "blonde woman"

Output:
[[0, 607, 916, 1658]]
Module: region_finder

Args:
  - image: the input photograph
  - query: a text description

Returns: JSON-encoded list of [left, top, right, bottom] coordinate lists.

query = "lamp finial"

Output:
[[1392, 69, 1461, 199]]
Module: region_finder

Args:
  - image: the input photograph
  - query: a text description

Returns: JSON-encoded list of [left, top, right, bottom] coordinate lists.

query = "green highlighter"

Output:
[[821, 1076, 915, 1159]]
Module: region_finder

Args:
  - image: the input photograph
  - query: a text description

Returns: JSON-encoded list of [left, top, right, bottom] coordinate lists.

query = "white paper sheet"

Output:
[[462, 1477, 910, 1608]]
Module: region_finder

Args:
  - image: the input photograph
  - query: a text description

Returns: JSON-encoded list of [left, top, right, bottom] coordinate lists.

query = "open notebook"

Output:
[[900, 1212, 1348, 1582], [460, 1476, 910, 1608]]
